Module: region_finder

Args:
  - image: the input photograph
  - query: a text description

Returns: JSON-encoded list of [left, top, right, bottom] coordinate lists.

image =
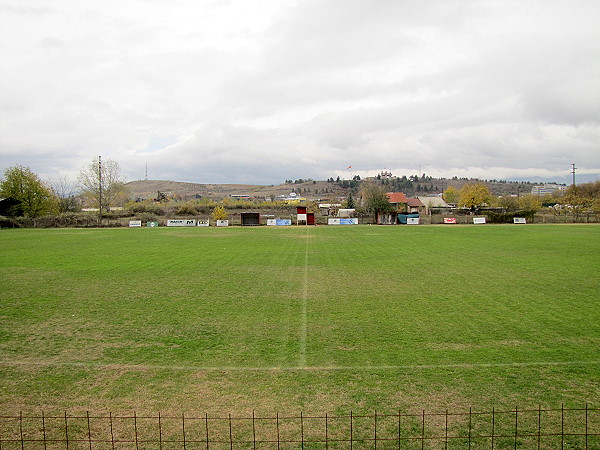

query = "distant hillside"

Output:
[[126, 177, 546, 201], [125, 179, 349, 201]]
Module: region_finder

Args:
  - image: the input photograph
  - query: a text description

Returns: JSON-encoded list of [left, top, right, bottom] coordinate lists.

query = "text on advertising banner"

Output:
[[167, 219, 196, 227]]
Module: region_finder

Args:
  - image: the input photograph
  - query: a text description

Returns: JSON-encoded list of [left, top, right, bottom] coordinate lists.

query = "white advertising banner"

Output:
[[297, 214, 307, 221], [267, 219, 277, 226], [407, 217, 420, 225], [128, 220, 142, 227], [216, 220, 229, 227], [167, 219, 196, 227], [197, 220, 210, 227], [328, 218, 341, 225], [513, 217, 526, 224], [473, 217, 486, 224]]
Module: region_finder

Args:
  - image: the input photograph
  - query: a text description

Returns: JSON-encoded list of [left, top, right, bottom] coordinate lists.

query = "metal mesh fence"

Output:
[[1, 406, 598, 449]]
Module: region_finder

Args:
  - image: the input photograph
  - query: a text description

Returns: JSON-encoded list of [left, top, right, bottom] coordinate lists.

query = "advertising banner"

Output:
[[267, 219, 291, 226], [197, 220, 210, 227], [146, 221, 159, 227], [473, 217, 486, 224], [443, 217, 457, 224], [407, 217, 420, 225], [329, 218, 358, 225], [167, 219, 196, 227], [513, 217, 526, 224], [216, 220, 229, 227], [128, 220, 142, 227]]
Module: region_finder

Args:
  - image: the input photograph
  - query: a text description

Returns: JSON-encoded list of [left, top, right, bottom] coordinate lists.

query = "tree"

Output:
[[343, 191, 356, 209], [50, 176, 80, 213], [496, 195, 519, 212], [517, 194, 542, 212], [563, 180, 600, 213], [211, 204, 228, 221], [0, 165, 58, 217], [78, 157, 127, 211], [360, 183, 394, 222], [442, 186, 459, 204], [458, 182, 492, 212]]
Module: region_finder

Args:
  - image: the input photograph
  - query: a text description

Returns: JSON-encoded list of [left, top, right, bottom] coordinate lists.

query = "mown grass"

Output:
[[0, 224, 599, 419]]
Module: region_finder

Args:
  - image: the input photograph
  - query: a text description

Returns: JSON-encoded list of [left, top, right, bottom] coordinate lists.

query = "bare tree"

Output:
[[50, 176, 80, 213], [78, 157, 127, 211]]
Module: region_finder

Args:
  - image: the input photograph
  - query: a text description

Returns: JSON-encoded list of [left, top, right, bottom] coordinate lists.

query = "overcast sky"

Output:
[[1, 0, 599, 186]]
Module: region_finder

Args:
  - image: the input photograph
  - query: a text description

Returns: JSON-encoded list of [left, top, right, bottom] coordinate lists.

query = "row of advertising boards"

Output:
[[129, 217, 527, 227]]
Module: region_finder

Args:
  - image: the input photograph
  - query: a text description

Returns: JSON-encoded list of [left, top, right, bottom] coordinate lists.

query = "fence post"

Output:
[[158, 412, 162, 450], [134, 411, 139, 450], [109, 412, 115, 450], [276, 412, 280, 450], [228, 413, 233, 450], [422, 410, 425, 450], [182, 413, 187, 450], [397, 409, 401, 449], [537, 405, 541, 450], [42, 411, 47, 450], [468, 407, 472, 450], [87, 411, 92, 450], [205, 413, 209, 450], [19, 411, 24, 450], [561, 404, 564, 450], [252, 410, 256, 450], [64, 411, 69, 450], [325, 413, 328, 449], [514, 406, 518, 450], [585, 403, 588, 450], [491, 407, 495, 450], [301, 411, 304, 449], [350, 411, 353, 450], [374, 410, 377, 449], [445, 409, 448, 450]]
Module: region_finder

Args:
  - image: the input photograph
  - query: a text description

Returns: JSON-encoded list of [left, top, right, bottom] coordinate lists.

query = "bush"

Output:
[[482, 210, 536, 223], [0, 215, 20, 228], [134, 212, 159, 222], [126, 201, 166, 216], [175, 201, 199, 216]]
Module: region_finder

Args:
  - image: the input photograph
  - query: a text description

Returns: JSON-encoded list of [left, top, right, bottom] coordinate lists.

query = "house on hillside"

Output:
[[386, 192, 409, 212], [378, 192, 423, 224], [406, 197, 426, 214]]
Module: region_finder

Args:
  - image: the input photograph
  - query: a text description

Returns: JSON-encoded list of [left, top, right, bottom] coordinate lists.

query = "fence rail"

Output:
[[1, 406, 598, 449]]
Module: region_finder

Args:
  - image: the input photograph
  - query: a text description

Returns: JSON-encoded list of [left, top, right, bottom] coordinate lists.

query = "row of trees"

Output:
[[2, 161, 600, 221], [1, 158, 126, 218]]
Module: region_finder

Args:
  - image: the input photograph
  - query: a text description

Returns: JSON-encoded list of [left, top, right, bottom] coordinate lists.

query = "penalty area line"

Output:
[[2, 360, 600, 372], [298, 225, 310, 367]]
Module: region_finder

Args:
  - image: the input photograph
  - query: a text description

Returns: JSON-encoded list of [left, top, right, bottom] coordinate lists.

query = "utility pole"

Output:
[[98, 156, 103, 226], [571, 163, 577, 186]]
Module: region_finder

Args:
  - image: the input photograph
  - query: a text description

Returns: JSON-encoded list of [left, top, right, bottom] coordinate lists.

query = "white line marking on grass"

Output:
[[299, 226, 310, 367], [3, 360, 600, 372]]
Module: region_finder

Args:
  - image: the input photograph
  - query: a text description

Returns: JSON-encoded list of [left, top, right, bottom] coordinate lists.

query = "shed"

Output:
[[241, 212, 260, 226], [297, 206, 315, 225]]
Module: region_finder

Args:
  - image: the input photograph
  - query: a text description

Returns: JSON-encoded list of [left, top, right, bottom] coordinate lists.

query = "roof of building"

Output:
[[386, 192, 408, 204], [406, 197, 425, 207], [417, 196, 451, 208]]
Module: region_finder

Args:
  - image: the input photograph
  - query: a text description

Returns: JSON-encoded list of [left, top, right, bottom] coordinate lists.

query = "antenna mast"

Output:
[[98, 156, 103, 226]]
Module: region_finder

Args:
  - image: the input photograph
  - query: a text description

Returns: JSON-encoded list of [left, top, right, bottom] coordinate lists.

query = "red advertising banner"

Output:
[[443, 217, 457, 224]]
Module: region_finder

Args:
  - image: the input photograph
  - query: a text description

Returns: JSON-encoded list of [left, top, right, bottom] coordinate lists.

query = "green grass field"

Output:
[[1, 224, 599, 418]]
